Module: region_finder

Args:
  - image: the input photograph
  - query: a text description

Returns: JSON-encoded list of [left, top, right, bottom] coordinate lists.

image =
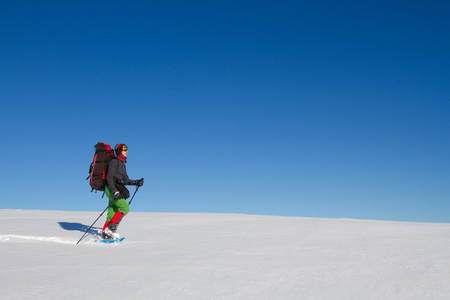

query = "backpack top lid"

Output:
[[96, 142, 114, 152]]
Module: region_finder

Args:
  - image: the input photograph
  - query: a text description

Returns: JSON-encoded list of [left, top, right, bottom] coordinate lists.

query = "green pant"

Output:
[[105, 186, 130, 222]]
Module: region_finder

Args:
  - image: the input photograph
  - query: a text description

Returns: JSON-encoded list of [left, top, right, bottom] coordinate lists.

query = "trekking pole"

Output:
[[76, 206, 109, 245], [128, 185, 140, 205]]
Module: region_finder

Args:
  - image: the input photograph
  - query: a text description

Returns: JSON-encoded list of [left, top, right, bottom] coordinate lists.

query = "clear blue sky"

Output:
[[2, 1, 449, 222]]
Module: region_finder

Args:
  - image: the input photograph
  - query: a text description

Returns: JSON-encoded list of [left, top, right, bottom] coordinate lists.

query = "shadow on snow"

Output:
[[58, 222, 101, 236]]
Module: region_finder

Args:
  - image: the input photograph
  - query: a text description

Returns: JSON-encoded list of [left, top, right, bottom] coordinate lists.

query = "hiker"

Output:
[[102, 143, 144, 239]]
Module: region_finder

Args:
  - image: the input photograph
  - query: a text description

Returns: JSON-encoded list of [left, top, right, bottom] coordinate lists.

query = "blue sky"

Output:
[[2, 1, 449, 222]]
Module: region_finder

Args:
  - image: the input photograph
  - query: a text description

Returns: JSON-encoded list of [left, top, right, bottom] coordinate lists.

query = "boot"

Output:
[[102, 222, 110, 239], [103, 223, 120, 239]]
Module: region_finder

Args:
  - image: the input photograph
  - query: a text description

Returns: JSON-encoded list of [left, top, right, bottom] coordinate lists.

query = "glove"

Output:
[[136, 178, 144, 187], [113, 191, 122, 200]]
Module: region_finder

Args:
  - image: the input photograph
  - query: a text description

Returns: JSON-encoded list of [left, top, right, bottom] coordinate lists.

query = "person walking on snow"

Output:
[[102, 143, 144, 239]]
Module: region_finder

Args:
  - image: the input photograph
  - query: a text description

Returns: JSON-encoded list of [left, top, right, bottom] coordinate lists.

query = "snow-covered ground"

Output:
[[1, 209, 450, 299]]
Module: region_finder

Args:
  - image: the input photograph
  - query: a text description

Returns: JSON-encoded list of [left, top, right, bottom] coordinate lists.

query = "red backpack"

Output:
[[87, 142, 116, 191]]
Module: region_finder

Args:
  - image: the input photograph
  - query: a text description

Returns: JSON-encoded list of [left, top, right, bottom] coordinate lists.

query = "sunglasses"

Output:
[[122, 146, 128, 151]]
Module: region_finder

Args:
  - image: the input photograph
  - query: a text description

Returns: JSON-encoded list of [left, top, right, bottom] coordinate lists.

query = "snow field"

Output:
[[1, 209, 450, 299]]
